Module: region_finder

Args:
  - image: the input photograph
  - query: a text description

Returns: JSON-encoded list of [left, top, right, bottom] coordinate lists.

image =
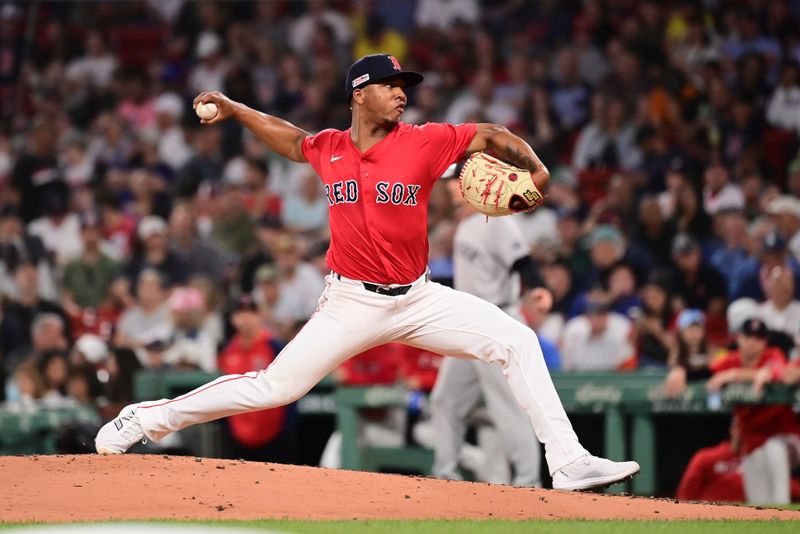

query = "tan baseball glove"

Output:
[[458, 152, 545, 217]]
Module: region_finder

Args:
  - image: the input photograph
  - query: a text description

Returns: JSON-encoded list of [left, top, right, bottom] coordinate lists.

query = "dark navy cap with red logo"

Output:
[[345, 54, 423, 100]]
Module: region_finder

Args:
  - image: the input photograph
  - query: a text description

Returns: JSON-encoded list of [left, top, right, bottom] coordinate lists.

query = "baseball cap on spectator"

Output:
[[153, 92, 184, 119], [345, 54, 423, 101], [169, 287, 204, 312], [762, 230, 787, 253], [739, 317, 769, 339], [138, 216, 167, 240], [255, 265, 279, 284], [75, 334, 109, 364], [144, 338, 172, 352], [196, 31, 222, 59], [232, 293, 258, 313], [588, 224, 624, 247], [671, 233, 699, 256], [727, 298, 758, 333], [767, 195, 800, 219], [676, 309, 705, 330]]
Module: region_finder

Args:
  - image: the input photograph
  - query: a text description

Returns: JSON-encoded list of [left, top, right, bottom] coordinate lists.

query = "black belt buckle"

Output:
[[362, 282, 412, 296]]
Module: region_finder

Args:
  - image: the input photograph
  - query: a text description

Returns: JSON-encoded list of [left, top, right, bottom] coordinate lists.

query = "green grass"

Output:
[[2, 520, 800, 533]]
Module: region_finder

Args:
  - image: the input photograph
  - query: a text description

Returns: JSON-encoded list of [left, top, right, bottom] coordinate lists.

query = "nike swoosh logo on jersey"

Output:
[[331, 155, 344, 163]]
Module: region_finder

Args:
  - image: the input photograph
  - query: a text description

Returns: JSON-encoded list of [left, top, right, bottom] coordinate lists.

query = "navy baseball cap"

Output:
[[345, 54, 423, 101]]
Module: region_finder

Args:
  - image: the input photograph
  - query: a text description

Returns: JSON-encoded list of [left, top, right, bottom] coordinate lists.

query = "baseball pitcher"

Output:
[[95, 54, 639, 491]]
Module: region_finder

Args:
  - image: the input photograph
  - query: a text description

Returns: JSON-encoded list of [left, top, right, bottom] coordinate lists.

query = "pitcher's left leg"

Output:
[[395, 283, 584, 472], [394, 282, 639, 489]]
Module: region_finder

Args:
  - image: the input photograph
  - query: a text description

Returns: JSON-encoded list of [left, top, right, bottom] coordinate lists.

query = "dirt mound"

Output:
[[1, 455, 797, 522]]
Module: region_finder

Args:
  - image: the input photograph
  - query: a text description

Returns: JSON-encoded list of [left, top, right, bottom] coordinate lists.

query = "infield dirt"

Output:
[[0, 455, 797, 522]]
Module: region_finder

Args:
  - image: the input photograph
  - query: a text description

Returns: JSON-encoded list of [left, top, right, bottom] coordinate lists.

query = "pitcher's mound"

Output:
[[0, 455, 797, 522]]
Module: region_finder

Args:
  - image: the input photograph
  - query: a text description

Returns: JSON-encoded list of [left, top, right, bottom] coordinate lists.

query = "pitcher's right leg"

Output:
[[96, 277, 392, 453]]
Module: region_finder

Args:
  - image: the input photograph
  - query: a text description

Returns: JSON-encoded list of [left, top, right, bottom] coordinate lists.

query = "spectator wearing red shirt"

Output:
[[707, 318, 800, 504], [218, 294, 287, 461]]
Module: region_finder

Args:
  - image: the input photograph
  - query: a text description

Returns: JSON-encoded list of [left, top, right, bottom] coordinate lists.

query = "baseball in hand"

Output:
[[195, 102, 218, 120]]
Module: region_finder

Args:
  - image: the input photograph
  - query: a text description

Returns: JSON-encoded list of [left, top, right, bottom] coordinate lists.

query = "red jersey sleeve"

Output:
[[301, 129, 336, 172], [709, 351, 740, 374], [418, 122, 478, 181]]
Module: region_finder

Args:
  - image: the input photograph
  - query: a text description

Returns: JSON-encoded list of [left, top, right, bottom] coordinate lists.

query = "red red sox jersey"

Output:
[[302, 122, 478, 285]]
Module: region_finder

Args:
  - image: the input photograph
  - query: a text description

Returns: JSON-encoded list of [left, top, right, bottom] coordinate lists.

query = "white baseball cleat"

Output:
[[95, 403, 147, 454], [551, 454, 640, 491]]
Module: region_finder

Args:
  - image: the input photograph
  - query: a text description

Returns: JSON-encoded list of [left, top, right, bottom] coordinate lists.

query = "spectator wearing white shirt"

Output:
[[281, 169, 328, 234], [64, 31, 117, 89], [187, 32, 229, 96], [27, 194, 82, 266], [561, 296, 636, 371], [415, 0, 479, 31], [445, 70, 518, 127], [153, 92, 193, 172], [767, 195, 800, 266], [163, 287, 218, 373], [572, 94, 642, 172], [288, 0, 352, 60], [272, 236, 325, 331], [766, 62, 800, 133], [703, 160, 744, 215], [755, 266, 800, 356]]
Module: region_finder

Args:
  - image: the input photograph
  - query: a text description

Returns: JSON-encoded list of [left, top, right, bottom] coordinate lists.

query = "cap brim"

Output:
[[350, 71, 424, 98]]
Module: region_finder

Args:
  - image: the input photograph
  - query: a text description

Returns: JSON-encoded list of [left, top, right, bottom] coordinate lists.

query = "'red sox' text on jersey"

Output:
[[302, 122, 477, 285]]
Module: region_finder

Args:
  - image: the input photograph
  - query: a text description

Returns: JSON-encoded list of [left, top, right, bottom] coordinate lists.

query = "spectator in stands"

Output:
[[446, 69, 518, 127], [114, 268, 173, 363], [124, 216, 187, 290], [58, 133, 97, 188], [153, 92, 193, 172], [187, 31, 229, 96], [708, 318, 800, 504], [669, 233, 727, 319], [163, 287, 217, 373], [767, 195, 800, 266], [632, 195, 672, 266], [218, 294, 287, 461], [281, 168, 329, 234], [177, 126, 224, 197], [709, 208, 751, 297], [210, 183, 257, 261], [168, 202, 225, 283], [10, 118, 63, 223], [750, 266, 800, 356], [272, 236, 325, 336], [62, 210, 120, 312], [767, 61, 800, 133], [572, 93, 642, 172], [28, 193, 82, 266], [7, 361, 44, 410], [732, 230, 800, 301], [64, 30, 117, 91], [702, 159, 745, 216], [560, 292, 636, 371], [663, 309, 712, 398], [1, 262, 70, 384], [0, 206, 57, 301], [551, 48, 592, 131], [634, 272, 675, 368], [38, 350, 71, 407], [665, 183, 712, 241], [415, 0, 479, 31], [540, 260, 579, 319], [519, 289, 561, 370]]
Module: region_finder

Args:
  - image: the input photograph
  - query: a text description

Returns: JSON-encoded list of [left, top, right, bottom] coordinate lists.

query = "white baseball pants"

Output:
[[741, 435, 800, 504], [429, 356, 542, 486], [136, 272, 587, 473]]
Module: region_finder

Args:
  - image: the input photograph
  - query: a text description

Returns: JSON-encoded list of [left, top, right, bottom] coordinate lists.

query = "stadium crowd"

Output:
[[1, 0, 800, 500]]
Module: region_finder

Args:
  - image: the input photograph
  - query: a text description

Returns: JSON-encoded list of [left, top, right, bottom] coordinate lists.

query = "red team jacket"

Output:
[[710, 347, 800, 454], [218, 329, 285, 448], [301, 122, 477, 284]]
